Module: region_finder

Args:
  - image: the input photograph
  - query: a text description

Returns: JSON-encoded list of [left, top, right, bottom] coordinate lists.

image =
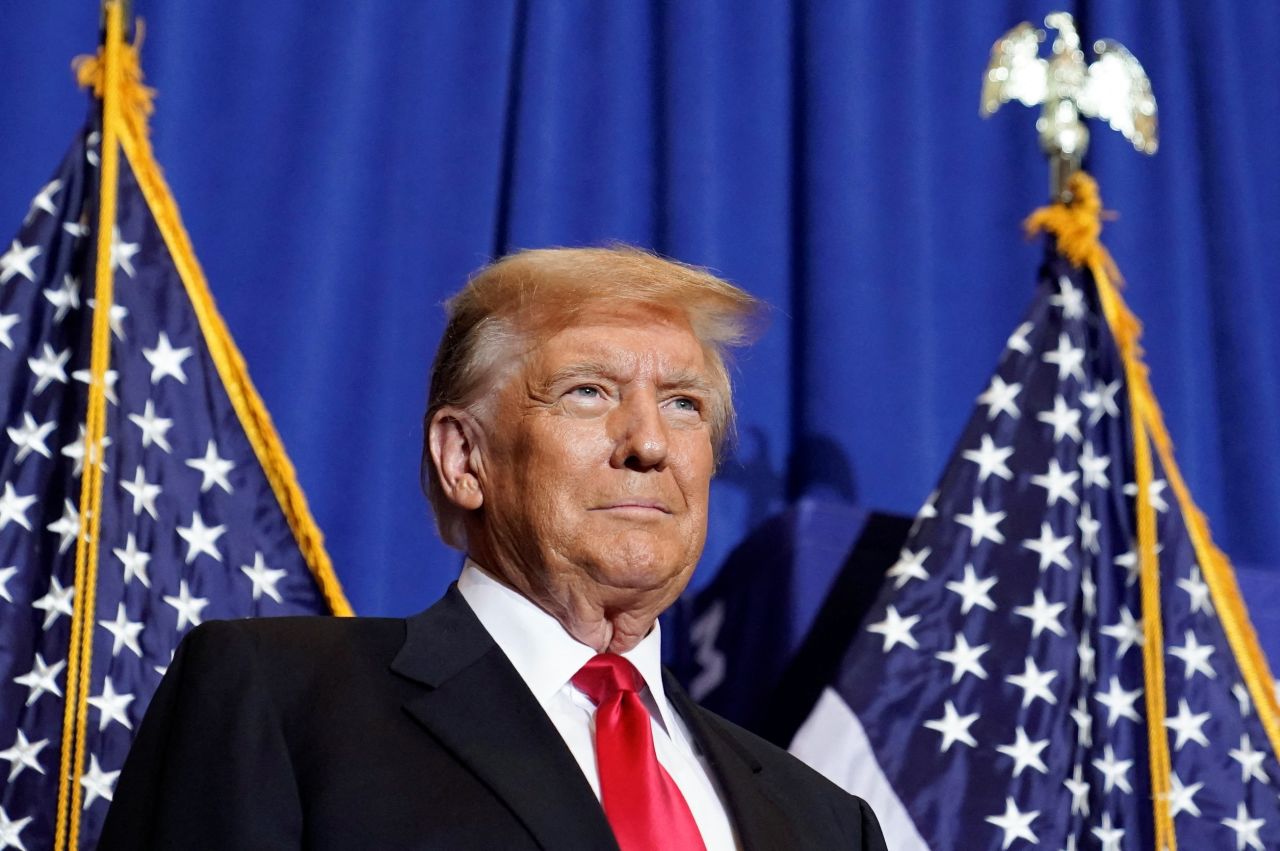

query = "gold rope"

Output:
[[1026, 172, 1174, 850], [56, 3, 126, 848]]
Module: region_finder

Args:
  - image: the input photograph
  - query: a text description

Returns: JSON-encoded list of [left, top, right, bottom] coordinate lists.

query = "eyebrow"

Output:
[[542, 361, 715, 395]]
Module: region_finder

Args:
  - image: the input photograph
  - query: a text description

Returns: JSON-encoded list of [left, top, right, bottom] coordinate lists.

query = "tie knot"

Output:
[[572, 653, 645, 704]]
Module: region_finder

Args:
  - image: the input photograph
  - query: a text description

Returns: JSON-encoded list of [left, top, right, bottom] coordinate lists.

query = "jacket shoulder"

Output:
[[177, 615, 406, 690]]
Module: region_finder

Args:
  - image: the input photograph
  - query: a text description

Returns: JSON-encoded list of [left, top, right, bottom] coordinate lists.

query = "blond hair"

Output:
[[423, 245, 762, 548]]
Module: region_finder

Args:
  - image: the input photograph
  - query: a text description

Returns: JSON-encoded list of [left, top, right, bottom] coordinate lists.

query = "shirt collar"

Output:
[[456, 559, 677, 733]]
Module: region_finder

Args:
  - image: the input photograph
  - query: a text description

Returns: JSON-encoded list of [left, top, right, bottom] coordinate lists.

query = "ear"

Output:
[[428, 407, 485, 511]]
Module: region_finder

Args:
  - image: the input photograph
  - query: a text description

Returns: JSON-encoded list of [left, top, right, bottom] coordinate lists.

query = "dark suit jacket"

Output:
[[99, 587, 886, 850]]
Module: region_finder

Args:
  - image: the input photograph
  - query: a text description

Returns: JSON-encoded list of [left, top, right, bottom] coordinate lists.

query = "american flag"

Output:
[[0, 42, 349, 850], [791, 184, 1280, 850]]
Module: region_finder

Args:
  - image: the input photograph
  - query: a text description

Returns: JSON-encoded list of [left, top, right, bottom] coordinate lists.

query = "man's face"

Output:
[[473, 303, 717, 606]]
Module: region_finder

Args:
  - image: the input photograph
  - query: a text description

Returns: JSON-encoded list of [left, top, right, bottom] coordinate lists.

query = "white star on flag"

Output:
[[1071, 696, 1095, 748], [1012, 589, 1066, 638], [120, 465, 162, 520], [1220, 801, 1266, 851], [61, 424, 112, 476], [934, 633, 989, 683], [1006, 321, 1033, 354], [1100, 607, 1145, 660], [72, 366, 120, 405], [1041, 332, 1086, 381], [1095, 675, 1142, 727], [1029, 458, 1079, 506], [27, 343, 70, 395], [127, 399, 174, 452], [1229, 734, 1268, 784], [99, 603, 145, 659], [1049, 275, 1087, 319], [45, 498, 83, 555], [241, 552, 288, 603], [0, 240, 41, 285], [31, 575, 74, 629], [1005, 656, 1058, 708], [43, 274, 80, 322], [109, 225, 140, 278], [1091, 812, 1125, 851], [1064, 763, 1090, 815], [1079, 440, 1111, 488], [962, 434, 1014, 483], [0, 482, 37, 532], [24, 178, 62, 222], [0, 729, 48, 782], [922, 700, 978, 752], [995, 727, 1049, 777], [186, 439, 236, 493], [1036, 394, 1082, 443], [1021, 521, 1072, 572], [142, 331, 194, 384], [112, 532, 152, 587], [6, 412, 56, 462], [1123, 478, 1170, 513], [87, 677, 135, 731], [164, 580, 211, 631], [80, 754, 120, 811], [885, 547, 931, 589], [1168, 630, 1216, 680], [0, 808, 32, 850], [955, 497, 1006, 546], [1077, 635, 1097, 683], [0, 566, 16, 603], [13, 653, 65, 706], [1164, 698, 1211, 750], [87, 297, 129, 340], [976, 375, 1021, 420], [866, 605, 920, 652], [984, 797, 1038, 850], [1080, 378, 1121, 425], [1177, 564, 1213, 614], [944, 564, 997, 614], [176, 510, 226, 563], [0, 311, 19, 348], [1092, 743, 1134, 794], [1233, 683, 1252, 717], [1164, 771, 1204, 817], [1077, 503, 1101, 554]]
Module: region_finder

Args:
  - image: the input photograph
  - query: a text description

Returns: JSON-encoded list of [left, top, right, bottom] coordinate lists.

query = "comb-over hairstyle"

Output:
[[422, 245, 762, 549]]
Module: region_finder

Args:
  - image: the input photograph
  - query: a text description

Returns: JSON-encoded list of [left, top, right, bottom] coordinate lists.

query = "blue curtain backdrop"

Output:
[[2, 2, 1276, 616]]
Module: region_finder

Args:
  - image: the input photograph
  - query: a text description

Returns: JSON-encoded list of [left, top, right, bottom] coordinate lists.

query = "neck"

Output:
[[464, 553, 680, 654]]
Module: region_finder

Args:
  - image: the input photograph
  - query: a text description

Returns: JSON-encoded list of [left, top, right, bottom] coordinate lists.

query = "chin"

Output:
[[585, 537, 693, 592]]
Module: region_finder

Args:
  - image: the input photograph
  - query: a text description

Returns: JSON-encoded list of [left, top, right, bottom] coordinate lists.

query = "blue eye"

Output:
[[672, 397, 698, 411]]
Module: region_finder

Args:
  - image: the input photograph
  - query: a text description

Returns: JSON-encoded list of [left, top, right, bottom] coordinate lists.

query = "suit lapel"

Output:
[[392, 587, 618, 851], [665, 672, 801, 851]]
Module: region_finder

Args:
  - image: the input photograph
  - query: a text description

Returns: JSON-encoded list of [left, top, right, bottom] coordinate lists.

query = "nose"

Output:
[[610, 392, 669, 471]]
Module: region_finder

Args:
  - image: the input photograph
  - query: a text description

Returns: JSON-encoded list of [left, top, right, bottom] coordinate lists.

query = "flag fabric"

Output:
[[0, 9, 351, 850], [790, 172, 1280, 851]]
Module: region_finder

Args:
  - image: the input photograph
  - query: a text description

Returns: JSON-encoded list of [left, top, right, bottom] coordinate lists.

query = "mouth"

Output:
[[591, 500, 672, 515]]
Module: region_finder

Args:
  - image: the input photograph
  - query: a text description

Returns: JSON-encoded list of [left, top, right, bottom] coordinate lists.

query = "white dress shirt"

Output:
[[457, 561, 739, 851]]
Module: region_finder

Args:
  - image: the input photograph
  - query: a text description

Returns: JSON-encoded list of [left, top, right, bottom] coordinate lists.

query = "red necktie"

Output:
[[572, 653, 707, 851]]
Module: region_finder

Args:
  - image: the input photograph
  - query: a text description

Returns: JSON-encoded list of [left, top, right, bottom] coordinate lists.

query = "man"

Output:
[[100, 247, 886, 850]]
